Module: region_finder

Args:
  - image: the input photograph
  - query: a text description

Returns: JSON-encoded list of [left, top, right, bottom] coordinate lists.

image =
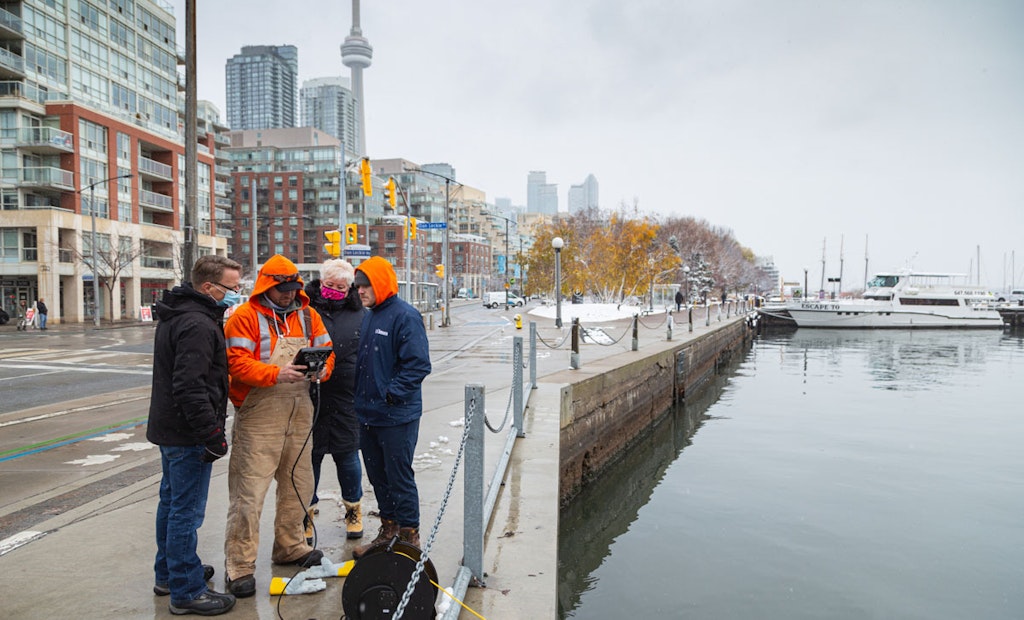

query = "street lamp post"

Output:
[[403, 165, 460, 327], [552, 237, 564, 328], [683, 265, 691, 305], [79, 173, 133, 328], [648, 257, 655, 313]]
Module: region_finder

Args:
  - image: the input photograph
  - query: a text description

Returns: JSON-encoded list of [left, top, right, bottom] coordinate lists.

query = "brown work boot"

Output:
[[343, 500, 363, 539], [398, 527, 420, 549], [352, 518, 399, 559]]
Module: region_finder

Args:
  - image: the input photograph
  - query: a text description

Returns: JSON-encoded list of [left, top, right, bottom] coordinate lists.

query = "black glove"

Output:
[[202, 428, 228, 463]]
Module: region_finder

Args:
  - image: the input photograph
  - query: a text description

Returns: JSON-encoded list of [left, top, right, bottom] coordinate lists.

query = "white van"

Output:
[[1004, 289, 1024, 304], [483, 291, 524, 308]]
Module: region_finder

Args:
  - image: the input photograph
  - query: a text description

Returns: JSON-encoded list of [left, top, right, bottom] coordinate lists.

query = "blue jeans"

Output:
[[312, 450, 363, 504], [37, 313, 47, 329], [360, 420, 420, 528], [154, 445, 212, 602]]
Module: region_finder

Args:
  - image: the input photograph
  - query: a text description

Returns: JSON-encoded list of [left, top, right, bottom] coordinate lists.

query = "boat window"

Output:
[[867, 275, 899, 288], [899, 298, 959, 306]]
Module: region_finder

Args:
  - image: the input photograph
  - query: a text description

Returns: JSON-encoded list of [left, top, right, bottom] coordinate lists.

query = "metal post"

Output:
[[570, 317, 580, 369], [504, 218, 509, 308], [250, 178, 257, 276], [89, 185, 100, 327], [631, 314, 638, 351], [183, 0, 197, 277], [529, 321, 537, 388], [553, 237, 563, 328], [688, 304, 693, 333], [464, 384, 485, 582], [667, 312, 673, 340], [513, 337, 524, 438], [442, 179, 450, 326]]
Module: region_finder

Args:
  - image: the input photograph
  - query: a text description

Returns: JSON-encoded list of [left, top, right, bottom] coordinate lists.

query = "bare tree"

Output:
[[66, 227, 146, 322]]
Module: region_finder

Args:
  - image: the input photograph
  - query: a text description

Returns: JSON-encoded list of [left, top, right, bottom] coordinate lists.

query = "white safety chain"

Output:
[[393, 396, 478, 619]]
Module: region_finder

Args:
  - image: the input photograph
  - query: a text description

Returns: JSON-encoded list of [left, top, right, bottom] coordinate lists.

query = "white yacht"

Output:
[[760, 271, 1003, 328]]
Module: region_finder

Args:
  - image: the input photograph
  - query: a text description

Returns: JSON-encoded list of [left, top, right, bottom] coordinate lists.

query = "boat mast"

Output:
[[820, 237, 826, 296], [838, 235, 844, 296], [864, 235, 869, 289]]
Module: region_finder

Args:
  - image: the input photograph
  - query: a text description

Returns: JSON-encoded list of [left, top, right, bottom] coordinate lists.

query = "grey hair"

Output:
[[321, 258, 355, 285]]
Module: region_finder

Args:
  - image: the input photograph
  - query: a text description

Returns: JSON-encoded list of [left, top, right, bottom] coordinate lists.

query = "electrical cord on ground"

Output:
[[392, 396, 478, 619]]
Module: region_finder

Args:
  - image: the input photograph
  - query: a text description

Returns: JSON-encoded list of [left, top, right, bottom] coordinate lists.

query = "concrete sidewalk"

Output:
[[0, 306, 736, 619]]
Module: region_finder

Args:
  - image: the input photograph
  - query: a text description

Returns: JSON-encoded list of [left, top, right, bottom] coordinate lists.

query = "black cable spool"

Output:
[[341, 539, 439, 619]]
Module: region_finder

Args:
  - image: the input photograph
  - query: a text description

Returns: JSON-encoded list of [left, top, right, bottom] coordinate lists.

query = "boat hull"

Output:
[[784, 301, 1003, 328]]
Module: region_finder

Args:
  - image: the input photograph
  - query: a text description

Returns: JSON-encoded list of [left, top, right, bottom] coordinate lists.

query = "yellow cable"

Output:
[[391, 551, 487, 619], [430, 579, 487, 620]]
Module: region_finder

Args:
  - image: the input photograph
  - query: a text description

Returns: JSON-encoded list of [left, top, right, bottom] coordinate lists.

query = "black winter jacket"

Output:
[[146, 283, 229, 446], [306, 280, 367, 455]]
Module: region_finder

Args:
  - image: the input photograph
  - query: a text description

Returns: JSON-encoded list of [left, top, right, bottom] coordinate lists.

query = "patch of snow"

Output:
[[111, 442, 156, 452], [65, 454, 121, 466], [87, 433, 134, 443]]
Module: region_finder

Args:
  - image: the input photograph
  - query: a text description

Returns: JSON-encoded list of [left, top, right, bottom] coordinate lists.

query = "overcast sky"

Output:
[[170, 0, 1024, 289]]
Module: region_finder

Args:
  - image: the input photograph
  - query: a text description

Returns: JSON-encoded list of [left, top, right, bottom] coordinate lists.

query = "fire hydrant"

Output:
[[514, 314, 522, 330]]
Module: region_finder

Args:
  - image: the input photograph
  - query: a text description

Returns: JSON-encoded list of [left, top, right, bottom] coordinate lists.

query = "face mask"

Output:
[[321, 286, 347, 301], [217, 290, 242, 307]]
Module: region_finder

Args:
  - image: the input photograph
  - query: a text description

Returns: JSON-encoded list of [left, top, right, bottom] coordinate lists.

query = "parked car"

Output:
[[999, 289, 1024, 304], [483, 291, 524, 308]]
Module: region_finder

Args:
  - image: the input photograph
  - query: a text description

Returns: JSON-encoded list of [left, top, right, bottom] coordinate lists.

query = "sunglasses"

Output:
[[268, 273, 300, 283]]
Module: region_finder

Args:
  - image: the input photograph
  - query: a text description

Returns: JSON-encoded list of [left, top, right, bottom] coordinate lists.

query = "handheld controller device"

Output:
[[292, 346, 332, 377]]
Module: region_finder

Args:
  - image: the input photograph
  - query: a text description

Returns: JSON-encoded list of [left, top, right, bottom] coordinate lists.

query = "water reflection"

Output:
[[558, 355, 742, 618], [771, 329, 1004, 391]]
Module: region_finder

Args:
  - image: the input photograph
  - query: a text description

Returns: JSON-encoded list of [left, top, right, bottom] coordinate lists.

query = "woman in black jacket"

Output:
[[305, 259, 368, 541]]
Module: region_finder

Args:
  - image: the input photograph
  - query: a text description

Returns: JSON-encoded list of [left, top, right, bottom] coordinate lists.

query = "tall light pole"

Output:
[[552, 237, 564, 328], [78, 173, 133, 328], [403, 165, 460, 326], [683, 265, 690, 306]]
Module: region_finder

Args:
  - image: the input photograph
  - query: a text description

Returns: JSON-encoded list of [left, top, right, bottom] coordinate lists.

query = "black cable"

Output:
[[276, 375, 321, 620]]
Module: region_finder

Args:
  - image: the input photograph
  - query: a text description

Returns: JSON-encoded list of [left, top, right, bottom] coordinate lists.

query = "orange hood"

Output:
[[356, 256, 398, 305], [252, 254, 309, 306]]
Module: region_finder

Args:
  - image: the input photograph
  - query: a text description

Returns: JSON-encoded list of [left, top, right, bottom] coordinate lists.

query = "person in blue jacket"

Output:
[[350, 256, 432, 558]]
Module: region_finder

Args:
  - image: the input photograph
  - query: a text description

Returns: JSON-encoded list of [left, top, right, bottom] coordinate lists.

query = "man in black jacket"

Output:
[[147, 255, 241, 616]]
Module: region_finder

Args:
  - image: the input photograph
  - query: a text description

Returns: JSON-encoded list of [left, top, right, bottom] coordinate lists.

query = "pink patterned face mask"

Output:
[[321, 286, 347, 301]]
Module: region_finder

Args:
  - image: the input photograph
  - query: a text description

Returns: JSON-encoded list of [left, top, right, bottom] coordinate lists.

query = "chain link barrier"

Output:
[[580, 320, 634, 347], [636, 311, 669, 329], [393, 396, 478, 619], [535, 328, 571, 349], [484, 342, 520, 433]]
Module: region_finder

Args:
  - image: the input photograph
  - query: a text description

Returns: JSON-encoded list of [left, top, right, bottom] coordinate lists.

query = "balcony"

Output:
[[0, 46, 25, 79], [20, 166, 74, 191], [215, 195, 232, 209], [141, 255, 174, 269], [139, 188, 173, 212], [0, 80, 68, 107], [138, 155, 173, 181], [0, 7, 24, 39], [15, 127, 74, 153]]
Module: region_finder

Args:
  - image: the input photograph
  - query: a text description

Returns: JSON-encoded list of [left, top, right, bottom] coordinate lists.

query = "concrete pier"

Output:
[[0, 307, 751, 619]]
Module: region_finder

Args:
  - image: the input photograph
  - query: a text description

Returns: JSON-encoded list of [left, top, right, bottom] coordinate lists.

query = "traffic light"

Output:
[[408, 217, 417, 240], [345, 223, 358, 244], [384, 177, 397, 209], [323, 230, 341, 257], [359, 157, 372, 196], [435, 263, 445, 278]]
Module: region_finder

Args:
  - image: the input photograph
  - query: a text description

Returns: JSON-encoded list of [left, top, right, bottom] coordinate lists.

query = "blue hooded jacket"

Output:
[[353, 257, 432, 426]]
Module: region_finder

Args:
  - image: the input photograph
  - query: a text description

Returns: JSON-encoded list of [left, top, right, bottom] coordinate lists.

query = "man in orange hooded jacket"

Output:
[[221, 255, 335, 598]]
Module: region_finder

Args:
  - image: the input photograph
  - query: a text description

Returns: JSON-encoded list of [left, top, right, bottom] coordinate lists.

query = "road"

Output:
[[0, 298, 591, 545]]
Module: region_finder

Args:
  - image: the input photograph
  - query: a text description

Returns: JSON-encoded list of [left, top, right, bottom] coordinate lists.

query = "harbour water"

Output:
[[559, 329, 1024, 619]]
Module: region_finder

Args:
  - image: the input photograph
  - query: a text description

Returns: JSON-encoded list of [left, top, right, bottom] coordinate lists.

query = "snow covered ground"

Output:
[[526, 302, 659, 323]]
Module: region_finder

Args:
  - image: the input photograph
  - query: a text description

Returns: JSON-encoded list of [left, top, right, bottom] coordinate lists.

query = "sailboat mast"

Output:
[[864, 235, 869, 289], [820, 237, 826, 295]]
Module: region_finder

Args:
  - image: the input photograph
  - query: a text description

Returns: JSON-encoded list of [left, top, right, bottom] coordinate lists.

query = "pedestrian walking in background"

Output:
[[147, 255, 242, 616], [674, 289, 683, 312], [222, 255, 334, 598], [36, 298, 48, 330], [350, 256, 432, 559], [304, 259, 368, 544]]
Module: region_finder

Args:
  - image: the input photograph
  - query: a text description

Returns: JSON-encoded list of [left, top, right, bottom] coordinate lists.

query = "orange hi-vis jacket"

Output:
[[224, 255, 334, 408]]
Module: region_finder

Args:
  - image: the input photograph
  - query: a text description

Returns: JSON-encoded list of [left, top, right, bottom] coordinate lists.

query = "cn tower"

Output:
[[341, 0, 372, 156]]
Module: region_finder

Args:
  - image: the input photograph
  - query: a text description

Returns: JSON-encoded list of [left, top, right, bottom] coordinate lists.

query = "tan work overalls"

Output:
[[224, 311, 316, 580]]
